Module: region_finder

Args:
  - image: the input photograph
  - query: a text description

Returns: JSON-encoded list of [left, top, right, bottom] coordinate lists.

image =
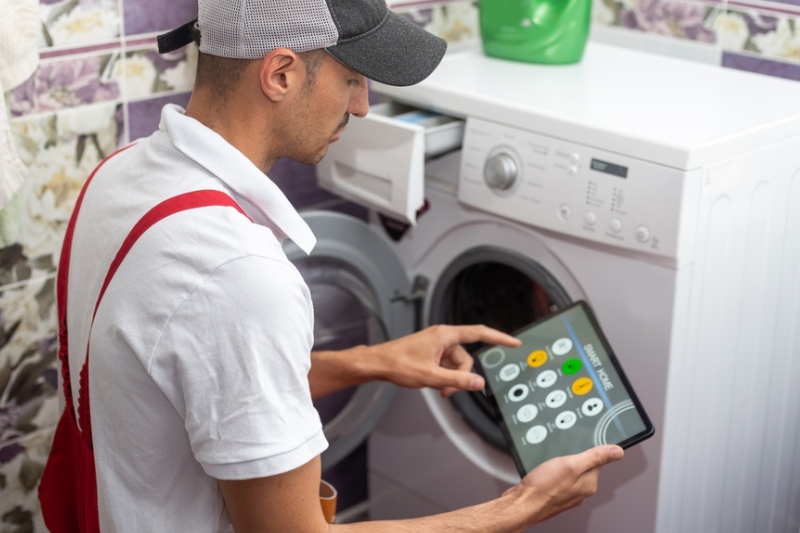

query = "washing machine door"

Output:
[[283, 211, 415, 469], [429, 246, 573, 451]]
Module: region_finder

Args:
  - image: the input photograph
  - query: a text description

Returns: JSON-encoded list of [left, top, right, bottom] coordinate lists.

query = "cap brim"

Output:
[[326, 13, 446, 87]]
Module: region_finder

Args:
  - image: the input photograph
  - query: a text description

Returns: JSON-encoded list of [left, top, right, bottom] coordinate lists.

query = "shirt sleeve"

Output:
[[148, 254, 328, 480]]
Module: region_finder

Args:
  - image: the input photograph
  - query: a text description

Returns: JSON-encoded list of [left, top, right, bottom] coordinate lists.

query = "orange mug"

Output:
[[319, 480, 337, 524]]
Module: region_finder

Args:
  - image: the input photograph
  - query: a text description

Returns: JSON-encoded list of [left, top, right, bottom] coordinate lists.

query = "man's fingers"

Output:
[[442, 345, 475, 372], [430, 367, 485, 395], [581, 445, 624, 471], [439, 324, 521, 348]]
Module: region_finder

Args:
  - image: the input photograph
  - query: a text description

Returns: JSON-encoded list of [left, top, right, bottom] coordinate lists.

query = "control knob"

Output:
[[483, 151, 518, 191]]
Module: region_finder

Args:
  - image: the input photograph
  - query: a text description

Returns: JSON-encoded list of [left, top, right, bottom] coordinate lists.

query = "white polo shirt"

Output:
[[66, 104, 328, 533]]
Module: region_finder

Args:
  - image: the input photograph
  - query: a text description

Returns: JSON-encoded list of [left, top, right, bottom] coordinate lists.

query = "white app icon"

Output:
[[551, 338, 573, 356], [545, 389, 568, 409], [536, 370, 558, 389], [499, 364, 521, 382], [508, 383, 530, 402], [581, 397, 604, 417], [555, 410, 578, 430], [526, 425, 548, 444], [481, 347, 505, 368], [517, 404, 539, 423]]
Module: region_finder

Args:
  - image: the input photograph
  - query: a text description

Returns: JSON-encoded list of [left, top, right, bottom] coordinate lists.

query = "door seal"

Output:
[[391, 275, 429, 331]]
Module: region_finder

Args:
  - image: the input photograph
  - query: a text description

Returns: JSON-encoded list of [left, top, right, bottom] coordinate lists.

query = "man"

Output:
[[50, 0, 623, 531]]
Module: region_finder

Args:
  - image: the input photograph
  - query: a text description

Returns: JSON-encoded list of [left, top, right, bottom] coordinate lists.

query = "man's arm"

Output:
[[307, 324, 521, 399], [219, 446, 624, 533]]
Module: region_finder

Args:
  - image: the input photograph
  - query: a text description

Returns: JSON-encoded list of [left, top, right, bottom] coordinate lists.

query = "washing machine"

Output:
[[312, 42, 800, 533]]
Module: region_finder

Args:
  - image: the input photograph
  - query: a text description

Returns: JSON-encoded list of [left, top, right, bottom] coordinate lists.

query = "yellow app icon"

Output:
[[527, 350, 548, 368], [572, 377, 593, 396]]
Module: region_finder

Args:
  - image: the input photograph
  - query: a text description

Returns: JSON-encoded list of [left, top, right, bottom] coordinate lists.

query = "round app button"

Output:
[[562, 358, 582, 375], [499, 364, 521, 382], [527, 350, 548, 368], [581, 397, 604, 417], [551, 338, 573, 356], [571, 377, 593, 396], [481, 347, 505, 368], [526, 425, 548, 444], [536, 370, 558, 389], [555, 410, 578, 430], [545, 389, 568, 409], [508, 383, 529, 402], [517, 404, 538, 423]]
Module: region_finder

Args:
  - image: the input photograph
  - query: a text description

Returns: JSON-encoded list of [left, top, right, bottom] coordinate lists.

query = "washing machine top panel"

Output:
[[373, 42, 800, 169]]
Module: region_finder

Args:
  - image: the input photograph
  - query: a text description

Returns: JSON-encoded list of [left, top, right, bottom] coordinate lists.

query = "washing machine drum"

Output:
[[430, 247, 572, 450]]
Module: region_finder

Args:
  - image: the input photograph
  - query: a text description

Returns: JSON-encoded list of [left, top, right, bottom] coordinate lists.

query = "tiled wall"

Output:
[[1, 0, 797, 530]]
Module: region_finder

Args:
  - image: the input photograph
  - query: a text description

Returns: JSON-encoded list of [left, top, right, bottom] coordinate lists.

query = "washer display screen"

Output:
[[477, 300, 654, 477]]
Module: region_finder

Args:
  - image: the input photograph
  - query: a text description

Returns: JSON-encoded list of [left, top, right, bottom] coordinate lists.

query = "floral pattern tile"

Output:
[[398, 1, 481, 45], [7, 102, 123, 280], [113, 44, 197, 102], [0, 427, 53, 533], [711, 9, 800, 63], [594, 0, 721, 43], [39, 0, 121, 49], [0, 278, 59, 445], [8, 53, 121, 118], [123, 0, 198, 36]]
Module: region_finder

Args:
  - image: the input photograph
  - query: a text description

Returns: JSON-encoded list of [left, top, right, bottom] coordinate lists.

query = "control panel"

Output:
[[458, 117, 693, 260]]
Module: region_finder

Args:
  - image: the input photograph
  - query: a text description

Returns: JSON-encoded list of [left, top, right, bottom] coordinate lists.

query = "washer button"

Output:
[[635, 225, 651, 243], [568, 165, 580, 176], [584, 212, 597, 226], [609, 219, 623, 233], [569, 153, 580, 164], [558, 204, 572, 221]]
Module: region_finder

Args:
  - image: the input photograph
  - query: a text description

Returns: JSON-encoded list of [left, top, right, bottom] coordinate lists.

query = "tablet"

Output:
[[476, 301, 654, 477]]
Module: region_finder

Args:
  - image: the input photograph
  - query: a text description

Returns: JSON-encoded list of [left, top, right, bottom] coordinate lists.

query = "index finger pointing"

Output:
[[447, 325, 522, 348]]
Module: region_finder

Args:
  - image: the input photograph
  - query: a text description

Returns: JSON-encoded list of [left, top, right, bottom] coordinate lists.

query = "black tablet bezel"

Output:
[[475, 300, 655, 478]]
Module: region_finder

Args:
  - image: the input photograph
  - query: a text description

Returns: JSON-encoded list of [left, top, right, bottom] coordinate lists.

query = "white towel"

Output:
[[0, 0, 40, 210]]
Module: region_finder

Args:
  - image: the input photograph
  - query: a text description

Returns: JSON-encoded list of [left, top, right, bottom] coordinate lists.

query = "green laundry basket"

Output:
[[478, 0, 592, 65]]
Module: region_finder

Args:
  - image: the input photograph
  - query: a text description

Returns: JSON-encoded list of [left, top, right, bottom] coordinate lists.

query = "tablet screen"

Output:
[[477, 301, 654, 476]]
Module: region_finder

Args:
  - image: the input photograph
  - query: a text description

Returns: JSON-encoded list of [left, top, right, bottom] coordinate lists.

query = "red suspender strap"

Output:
[[77, 189, 251, 449], [56, 145, 134, 414], [42, 142, 251, 533]]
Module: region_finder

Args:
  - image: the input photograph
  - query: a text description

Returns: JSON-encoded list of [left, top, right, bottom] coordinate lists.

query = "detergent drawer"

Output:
[[317, 101, 464, 224]]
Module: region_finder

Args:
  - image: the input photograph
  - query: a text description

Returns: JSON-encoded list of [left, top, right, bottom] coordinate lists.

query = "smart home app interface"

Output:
[[480, 303, 651, 474]]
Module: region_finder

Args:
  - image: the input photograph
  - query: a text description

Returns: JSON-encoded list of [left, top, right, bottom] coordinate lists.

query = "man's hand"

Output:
[[308, 324, 518, 399], [503, 445, 625, 525], [370, 324, 521, 397]]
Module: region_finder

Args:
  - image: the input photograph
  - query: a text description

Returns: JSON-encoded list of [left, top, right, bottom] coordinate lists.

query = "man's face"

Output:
[[285, 52, 369, 165]]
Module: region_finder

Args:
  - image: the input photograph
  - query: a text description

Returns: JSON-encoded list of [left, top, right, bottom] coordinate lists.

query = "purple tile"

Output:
[[8, 54, 121, 118], [269, 158, 341, 210], [615, 0, 718, 42], [325, 201, 369, 221], [127, 92, 191, 141], [722, 52, 800, 82], [123, 0, 198, 36], [757, 0, 800, 6], [728, 0, 800, 11], [320, 441, 367, 513]]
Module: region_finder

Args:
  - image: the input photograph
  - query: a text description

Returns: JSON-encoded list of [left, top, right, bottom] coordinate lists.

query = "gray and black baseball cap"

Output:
[[157, 0, 447, 87]]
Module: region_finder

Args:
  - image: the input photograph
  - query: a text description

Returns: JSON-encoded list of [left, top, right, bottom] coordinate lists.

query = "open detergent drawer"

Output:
[[316, 101, 464, 224]]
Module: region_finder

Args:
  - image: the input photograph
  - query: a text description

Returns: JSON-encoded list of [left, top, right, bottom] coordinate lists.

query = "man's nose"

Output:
[[348, 77, 369, 118]]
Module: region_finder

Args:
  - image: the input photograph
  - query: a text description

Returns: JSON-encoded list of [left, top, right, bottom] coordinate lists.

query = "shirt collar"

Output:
[[160, 104, 316, 255]]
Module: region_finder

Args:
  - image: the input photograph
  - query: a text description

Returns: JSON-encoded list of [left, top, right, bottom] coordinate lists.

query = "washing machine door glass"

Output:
[[430, 246, 572, 450], [283, 211, 415, 469]]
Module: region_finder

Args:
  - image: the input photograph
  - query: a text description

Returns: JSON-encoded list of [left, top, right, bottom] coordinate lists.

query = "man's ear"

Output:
[[259, 48, 304, 102]]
